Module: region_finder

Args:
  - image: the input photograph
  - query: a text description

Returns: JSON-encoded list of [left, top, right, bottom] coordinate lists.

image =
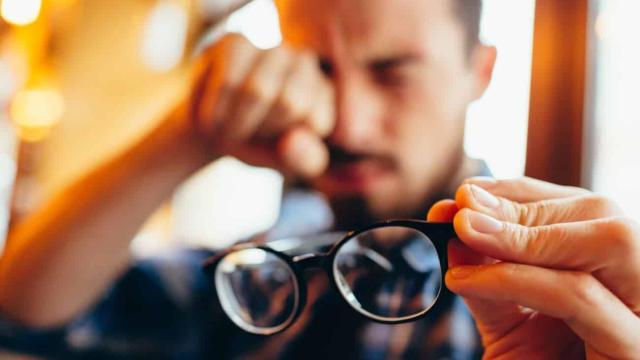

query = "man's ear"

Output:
[[470, 45, 497, 101]]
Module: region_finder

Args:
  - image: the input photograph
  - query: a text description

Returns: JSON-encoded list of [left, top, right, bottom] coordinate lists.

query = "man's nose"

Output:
[[328, 80, 382, 150]]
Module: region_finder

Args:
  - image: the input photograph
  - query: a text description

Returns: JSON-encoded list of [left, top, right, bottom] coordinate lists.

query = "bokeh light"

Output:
[[141, 1, 188, 72], [1, 0, 42, 26], [9, 87, 65, 142]]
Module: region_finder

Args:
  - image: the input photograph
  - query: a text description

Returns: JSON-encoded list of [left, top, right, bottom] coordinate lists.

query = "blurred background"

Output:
[[0, 0, 638, 257]]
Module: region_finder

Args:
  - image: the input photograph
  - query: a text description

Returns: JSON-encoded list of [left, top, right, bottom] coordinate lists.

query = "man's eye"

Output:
[[373, 68, 411, 87], [318, 59, 334, 78]]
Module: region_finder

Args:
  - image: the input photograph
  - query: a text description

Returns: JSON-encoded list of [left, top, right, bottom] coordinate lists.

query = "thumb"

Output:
[[430, 201, 530, 346], [446, 266, 528, 346], [446, 239, 528, 344]]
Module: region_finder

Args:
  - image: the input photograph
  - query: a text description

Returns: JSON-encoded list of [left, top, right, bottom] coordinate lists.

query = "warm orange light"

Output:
[[1, 0, 42, 26], [10, 88, 65, 142]]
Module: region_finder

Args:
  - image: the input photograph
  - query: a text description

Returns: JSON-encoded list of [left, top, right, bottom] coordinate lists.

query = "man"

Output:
[[0, 0, 638, 358]]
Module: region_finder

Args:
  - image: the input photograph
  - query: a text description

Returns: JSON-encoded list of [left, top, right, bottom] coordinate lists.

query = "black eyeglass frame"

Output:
[[202, 220, 455, 335]]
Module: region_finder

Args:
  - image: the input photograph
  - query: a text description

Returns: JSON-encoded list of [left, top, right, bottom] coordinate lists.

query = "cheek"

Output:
[[429, 69, 475, 119], [382, 89, 455, 148], [381, 91, 465, 178]]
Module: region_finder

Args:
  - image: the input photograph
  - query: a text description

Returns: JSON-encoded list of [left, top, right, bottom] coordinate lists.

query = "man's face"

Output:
[[276, 0, 493, 220]]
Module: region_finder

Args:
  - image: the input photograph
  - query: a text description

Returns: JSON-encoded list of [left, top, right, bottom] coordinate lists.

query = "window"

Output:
[[465, 0, 536, 178], [588, 0, 640, 218]]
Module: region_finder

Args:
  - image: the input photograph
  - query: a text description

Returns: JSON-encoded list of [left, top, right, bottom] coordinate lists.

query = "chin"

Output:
[[314, 175, 403, 221]]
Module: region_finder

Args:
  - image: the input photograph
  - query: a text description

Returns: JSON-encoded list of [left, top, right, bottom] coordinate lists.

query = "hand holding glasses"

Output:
[[203, 220, 456, 335]]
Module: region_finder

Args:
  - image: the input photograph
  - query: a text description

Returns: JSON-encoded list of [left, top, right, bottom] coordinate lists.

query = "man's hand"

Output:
[[427, 177, 640, 359], [191, 34, 335, 178]]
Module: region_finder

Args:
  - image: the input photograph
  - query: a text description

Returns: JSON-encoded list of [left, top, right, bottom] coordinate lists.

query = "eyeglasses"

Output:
[[202, 220, 455, 335]]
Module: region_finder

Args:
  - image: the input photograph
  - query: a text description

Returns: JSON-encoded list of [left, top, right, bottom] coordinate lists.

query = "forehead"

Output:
[[275, 0, 464, 61]]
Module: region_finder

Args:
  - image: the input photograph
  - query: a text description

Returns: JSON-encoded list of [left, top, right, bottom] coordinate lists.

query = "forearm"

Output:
[[0, 103, 211, 327]]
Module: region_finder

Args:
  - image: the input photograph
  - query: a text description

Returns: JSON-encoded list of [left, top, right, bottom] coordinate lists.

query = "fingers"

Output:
[[221, 46, 294, 141], [455, 184, 624, 226], [306, 77, 335, 137], [428, 200, 523, 343], [454, 211, 640, 306], [258, 51, 335, 138], [450, 178, 640, 357], [426, 199, 458, 222], [446, 263, 640, 358], [454, 210, 637, 270], [447, 237, 495, 268], [197, 34, 258, 136], [192, 35, 335, 178], [427, 200, 495, 280], [463, 177, 589, 203], [277, 127, 329, 178]]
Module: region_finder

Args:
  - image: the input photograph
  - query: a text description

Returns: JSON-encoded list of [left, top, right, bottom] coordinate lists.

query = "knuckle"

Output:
[[295, 50, 318, 72], [207, 33, 248, 58], [525, 200, 569, 226], [276, 43, 294, 56], [583, 195, 623, 218], [276, 90, 304, 118], [514, 176, 534, 188], [242, 80, 271, 105], [606, 217, 640, 255], [515, 202, 537, 226], [265, 46, 289, 62], [223, 33, 251, 49], [522, 225, 548, 256], [531, 201, 556, 225], [505, 222, 532, 255], [265, 46, 297, 69], [509, 223, 558, 261], [489, 177, 518, 195]]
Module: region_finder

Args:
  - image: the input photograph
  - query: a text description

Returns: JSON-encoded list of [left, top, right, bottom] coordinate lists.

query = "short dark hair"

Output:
[[452, 0, 482, 52]]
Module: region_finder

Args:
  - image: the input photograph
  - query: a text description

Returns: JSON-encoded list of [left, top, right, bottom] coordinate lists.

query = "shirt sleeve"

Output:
[[0, 248, 217, 357]]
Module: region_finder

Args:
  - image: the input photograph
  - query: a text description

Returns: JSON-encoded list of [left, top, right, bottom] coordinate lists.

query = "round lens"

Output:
[[333, 227, 442, 321], [215, 248, 299, 335]]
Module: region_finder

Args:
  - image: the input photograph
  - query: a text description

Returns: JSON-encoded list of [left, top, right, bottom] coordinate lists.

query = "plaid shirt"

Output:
[[0, 185, 486, 359]]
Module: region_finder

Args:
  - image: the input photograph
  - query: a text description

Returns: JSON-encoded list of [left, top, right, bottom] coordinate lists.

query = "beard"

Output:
[[329, 195, 379, 231], [295, 139, 466, 231]]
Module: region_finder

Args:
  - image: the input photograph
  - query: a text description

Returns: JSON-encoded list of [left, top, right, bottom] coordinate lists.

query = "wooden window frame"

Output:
[[525, 0, 589, 187]]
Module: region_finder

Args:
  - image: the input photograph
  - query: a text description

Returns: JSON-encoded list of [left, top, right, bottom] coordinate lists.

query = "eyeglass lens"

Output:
[[215, 248, 300, 335], [214, 226, 443, 334], [333, 226, 442, 321]]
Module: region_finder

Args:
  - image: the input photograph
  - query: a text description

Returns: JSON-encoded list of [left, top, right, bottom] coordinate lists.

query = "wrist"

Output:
[[137, 101, 215, 186]]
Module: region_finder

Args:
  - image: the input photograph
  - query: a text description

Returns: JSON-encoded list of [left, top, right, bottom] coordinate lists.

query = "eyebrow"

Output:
[[368, 54, 426, 71]]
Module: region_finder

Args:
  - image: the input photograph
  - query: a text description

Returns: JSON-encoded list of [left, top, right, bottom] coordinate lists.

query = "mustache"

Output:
[[327, 145, 395, 168]]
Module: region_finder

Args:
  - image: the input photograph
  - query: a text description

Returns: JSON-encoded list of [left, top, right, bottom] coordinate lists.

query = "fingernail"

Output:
[[470, 185, 500, 208], [465, 176, 497, 188], [449, 266, 479, 279], [468, 211, 504, 234]]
